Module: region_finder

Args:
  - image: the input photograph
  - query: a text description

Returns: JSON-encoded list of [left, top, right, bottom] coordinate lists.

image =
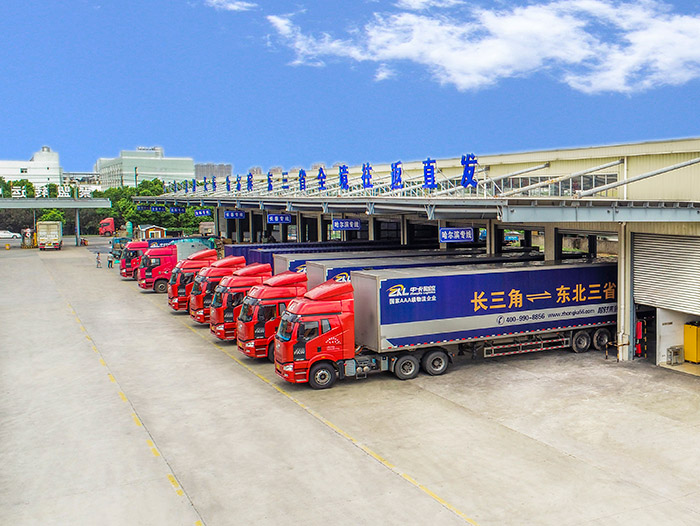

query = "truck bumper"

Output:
[[211, 323, 236, 341], [120, 269, 131, 278], [168, 297, 187, 311], [237, 340, 266, 358], [275, 362, 308, 383], [138, 279, 153, 290], [189, 308, 209, 324]]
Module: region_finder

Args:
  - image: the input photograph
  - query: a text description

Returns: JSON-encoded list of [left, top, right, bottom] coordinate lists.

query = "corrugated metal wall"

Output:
[[633, 233, 700, 315]]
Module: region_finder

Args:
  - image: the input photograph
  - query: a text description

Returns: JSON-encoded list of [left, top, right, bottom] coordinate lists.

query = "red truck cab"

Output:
[[189, 256, 247, 324], [275, 280, 355, 388], [137, 245, 177, 293], [99, 217, 116, 236], [209, 263, 273, 341], [236, 271, 308, 362], [119, 241, 148, 278], [167, 249, 219, 311]]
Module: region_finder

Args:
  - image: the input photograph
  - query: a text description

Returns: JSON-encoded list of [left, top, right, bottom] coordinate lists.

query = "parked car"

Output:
[[0, 230, 20, 239]]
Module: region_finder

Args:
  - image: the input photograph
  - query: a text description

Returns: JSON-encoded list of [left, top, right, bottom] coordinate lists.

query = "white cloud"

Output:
[[205, 0, 256, 12], [375, 63, 396, 81], [267, 0, 700, 94], [394, 0, 463, 10]]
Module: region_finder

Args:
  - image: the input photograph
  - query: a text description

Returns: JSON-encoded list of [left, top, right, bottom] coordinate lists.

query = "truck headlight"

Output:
[[245, 341, 255, 348], [282, 364, 293, 372]]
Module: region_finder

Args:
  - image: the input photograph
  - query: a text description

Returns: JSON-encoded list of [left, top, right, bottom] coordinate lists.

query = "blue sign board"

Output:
[[136, 205, 149, 211], [332, 219, 361, 231], [194, 209, 212, 217], [439, 227, 474, 243], [267, 214, 292, 224], [150, 205, 166, 212], [170, 206, 186, 214], [224, 210, 246, 220]]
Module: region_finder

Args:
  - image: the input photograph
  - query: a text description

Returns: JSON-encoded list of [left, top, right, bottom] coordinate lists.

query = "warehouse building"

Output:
[[95, 147, 194, 190], [135, 137, 700, 369]]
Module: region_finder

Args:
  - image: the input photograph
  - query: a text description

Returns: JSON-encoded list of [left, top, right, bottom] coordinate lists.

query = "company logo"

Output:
[[326, 336, 341, 345], [388, 284, 408, 297], [334, 272, 350, 282], [295, 264, 307, 273]]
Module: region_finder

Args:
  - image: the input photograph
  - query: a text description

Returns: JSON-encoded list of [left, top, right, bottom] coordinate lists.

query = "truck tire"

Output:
[[267, 342, 275, 363], [308, 362, 337, 390], [394, 354, 420, 380], [593, 328, 611, 351], [154, 280, 167, 294], [421, 350, 449, 376], [572, 330, 592, 353]]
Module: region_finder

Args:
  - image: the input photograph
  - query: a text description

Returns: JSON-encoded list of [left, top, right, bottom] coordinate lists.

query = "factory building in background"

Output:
[[95, 147, 194, 190]]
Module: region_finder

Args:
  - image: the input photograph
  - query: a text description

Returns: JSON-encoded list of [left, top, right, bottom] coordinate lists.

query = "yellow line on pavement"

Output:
[[118, 391, 128, 402], [166, 308, 479, 525], [131, 413, 142, 427]]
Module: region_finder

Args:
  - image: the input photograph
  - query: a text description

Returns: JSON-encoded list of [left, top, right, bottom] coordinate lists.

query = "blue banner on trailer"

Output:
[[439, 227, 474, 242], [224, 211, 245, 219], [376, 264, 617, 347]]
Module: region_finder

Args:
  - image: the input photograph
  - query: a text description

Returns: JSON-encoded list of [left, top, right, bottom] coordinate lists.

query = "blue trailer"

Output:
[[352, 260, 617, 358]]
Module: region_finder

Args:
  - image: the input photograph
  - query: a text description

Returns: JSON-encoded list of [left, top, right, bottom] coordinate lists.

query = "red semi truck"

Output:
[[236, 271, 308, 362], [119, 241, 149, 278], [137, 241, 212, 293], [167, 249, 219, 311], [189, 256, 247, 324], [209, 263, 273, 341], [274, 261, 618, 389], [98, 217, 116, 236]]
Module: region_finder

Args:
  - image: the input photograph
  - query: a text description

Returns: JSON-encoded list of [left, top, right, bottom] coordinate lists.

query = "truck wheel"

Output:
[[267, 342, 275, 363], [154, 280, 167, 294], [593, 328, 611, 351], [394, 354, 420, 380], [309, 362, 337, 390], [572, 330, 592, 353], [421, 350, 449, 376]]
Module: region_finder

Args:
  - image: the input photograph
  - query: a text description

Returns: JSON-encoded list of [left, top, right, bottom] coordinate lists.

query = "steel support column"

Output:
[[74, 209, 81, 246], [616, 222, 634, 361]]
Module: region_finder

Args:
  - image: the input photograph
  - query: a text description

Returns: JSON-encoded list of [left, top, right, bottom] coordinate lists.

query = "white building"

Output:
[[0, 146, 63, 186], [95, 147, 195, 190]]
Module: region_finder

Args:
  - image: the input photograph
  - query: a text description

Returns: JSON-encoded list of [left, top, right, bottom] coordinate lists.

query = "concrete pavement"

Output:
[[1, 239, 700, 525]]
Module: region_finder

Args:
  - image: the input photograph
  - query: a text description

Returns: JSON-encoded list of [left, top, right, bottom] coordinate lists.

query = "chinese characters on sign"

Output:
[[423, 158, 437, 189], [439, 228, 474, 243], [203, 177, 208, 192], [267, 214, 292, 224], [57, 185, 72, 198], [212, 176, 216, 192], [224, 211, 245, 219], [226, 175, 231, 192], [338, 165, 349, 190], [317, 167, 326, 191], [470, 282, 616, 312], [247, 172, 253, 192], [170, 207, 186, 214], [194, 209, 212, 217], [11, 185, 27, 198], [150, 206, 166, 212], [136, 205, 149, 211], [332, 219, 361, 231], [298, 169, 306, 191], [361, 163, 373, 189], [388, 284, 437, 305], [267, 172, 273, 192], [391, 161, 403, 190], [236, 174, 242, 192], [461, 154, 478, 188]]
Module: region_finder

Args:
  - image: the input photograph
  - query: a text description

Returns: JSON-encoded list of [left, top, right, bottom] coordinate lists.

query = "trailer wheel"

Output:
[[421, 350, 449, 376], [267, 342, 275, 363], [572, 330, 592, 353], [394, 354, 420, 380], [154, 280, 167, 294], [309, 362, 337, 390], [592, 328, 611, 351]]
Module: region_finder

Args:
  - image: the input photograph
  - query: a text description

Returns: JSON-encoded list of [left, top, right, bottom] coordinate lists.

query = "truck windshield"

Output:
[[227, 292, 245, 308], [238, 296, 260, 323], [277, 311, 300, 342], [211, 285, 227, 308], [168, 268, 181, 285], [191, 275, 207, 296]]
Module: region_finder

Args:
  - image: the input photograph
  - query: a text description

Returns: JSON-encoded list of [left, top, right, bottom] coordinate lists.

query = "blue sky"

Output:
[[1, 0, 699, 173]]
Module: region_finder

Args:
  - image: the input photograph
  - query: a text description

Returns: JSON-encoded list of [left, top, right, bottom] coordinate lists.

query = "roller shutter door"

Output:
[[633, 233, 700, 315]]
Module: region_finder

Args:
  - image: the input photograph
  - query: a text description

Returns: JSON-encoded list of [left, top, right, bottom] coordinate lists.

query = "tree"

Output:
[[38, 209, 66, 223]]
